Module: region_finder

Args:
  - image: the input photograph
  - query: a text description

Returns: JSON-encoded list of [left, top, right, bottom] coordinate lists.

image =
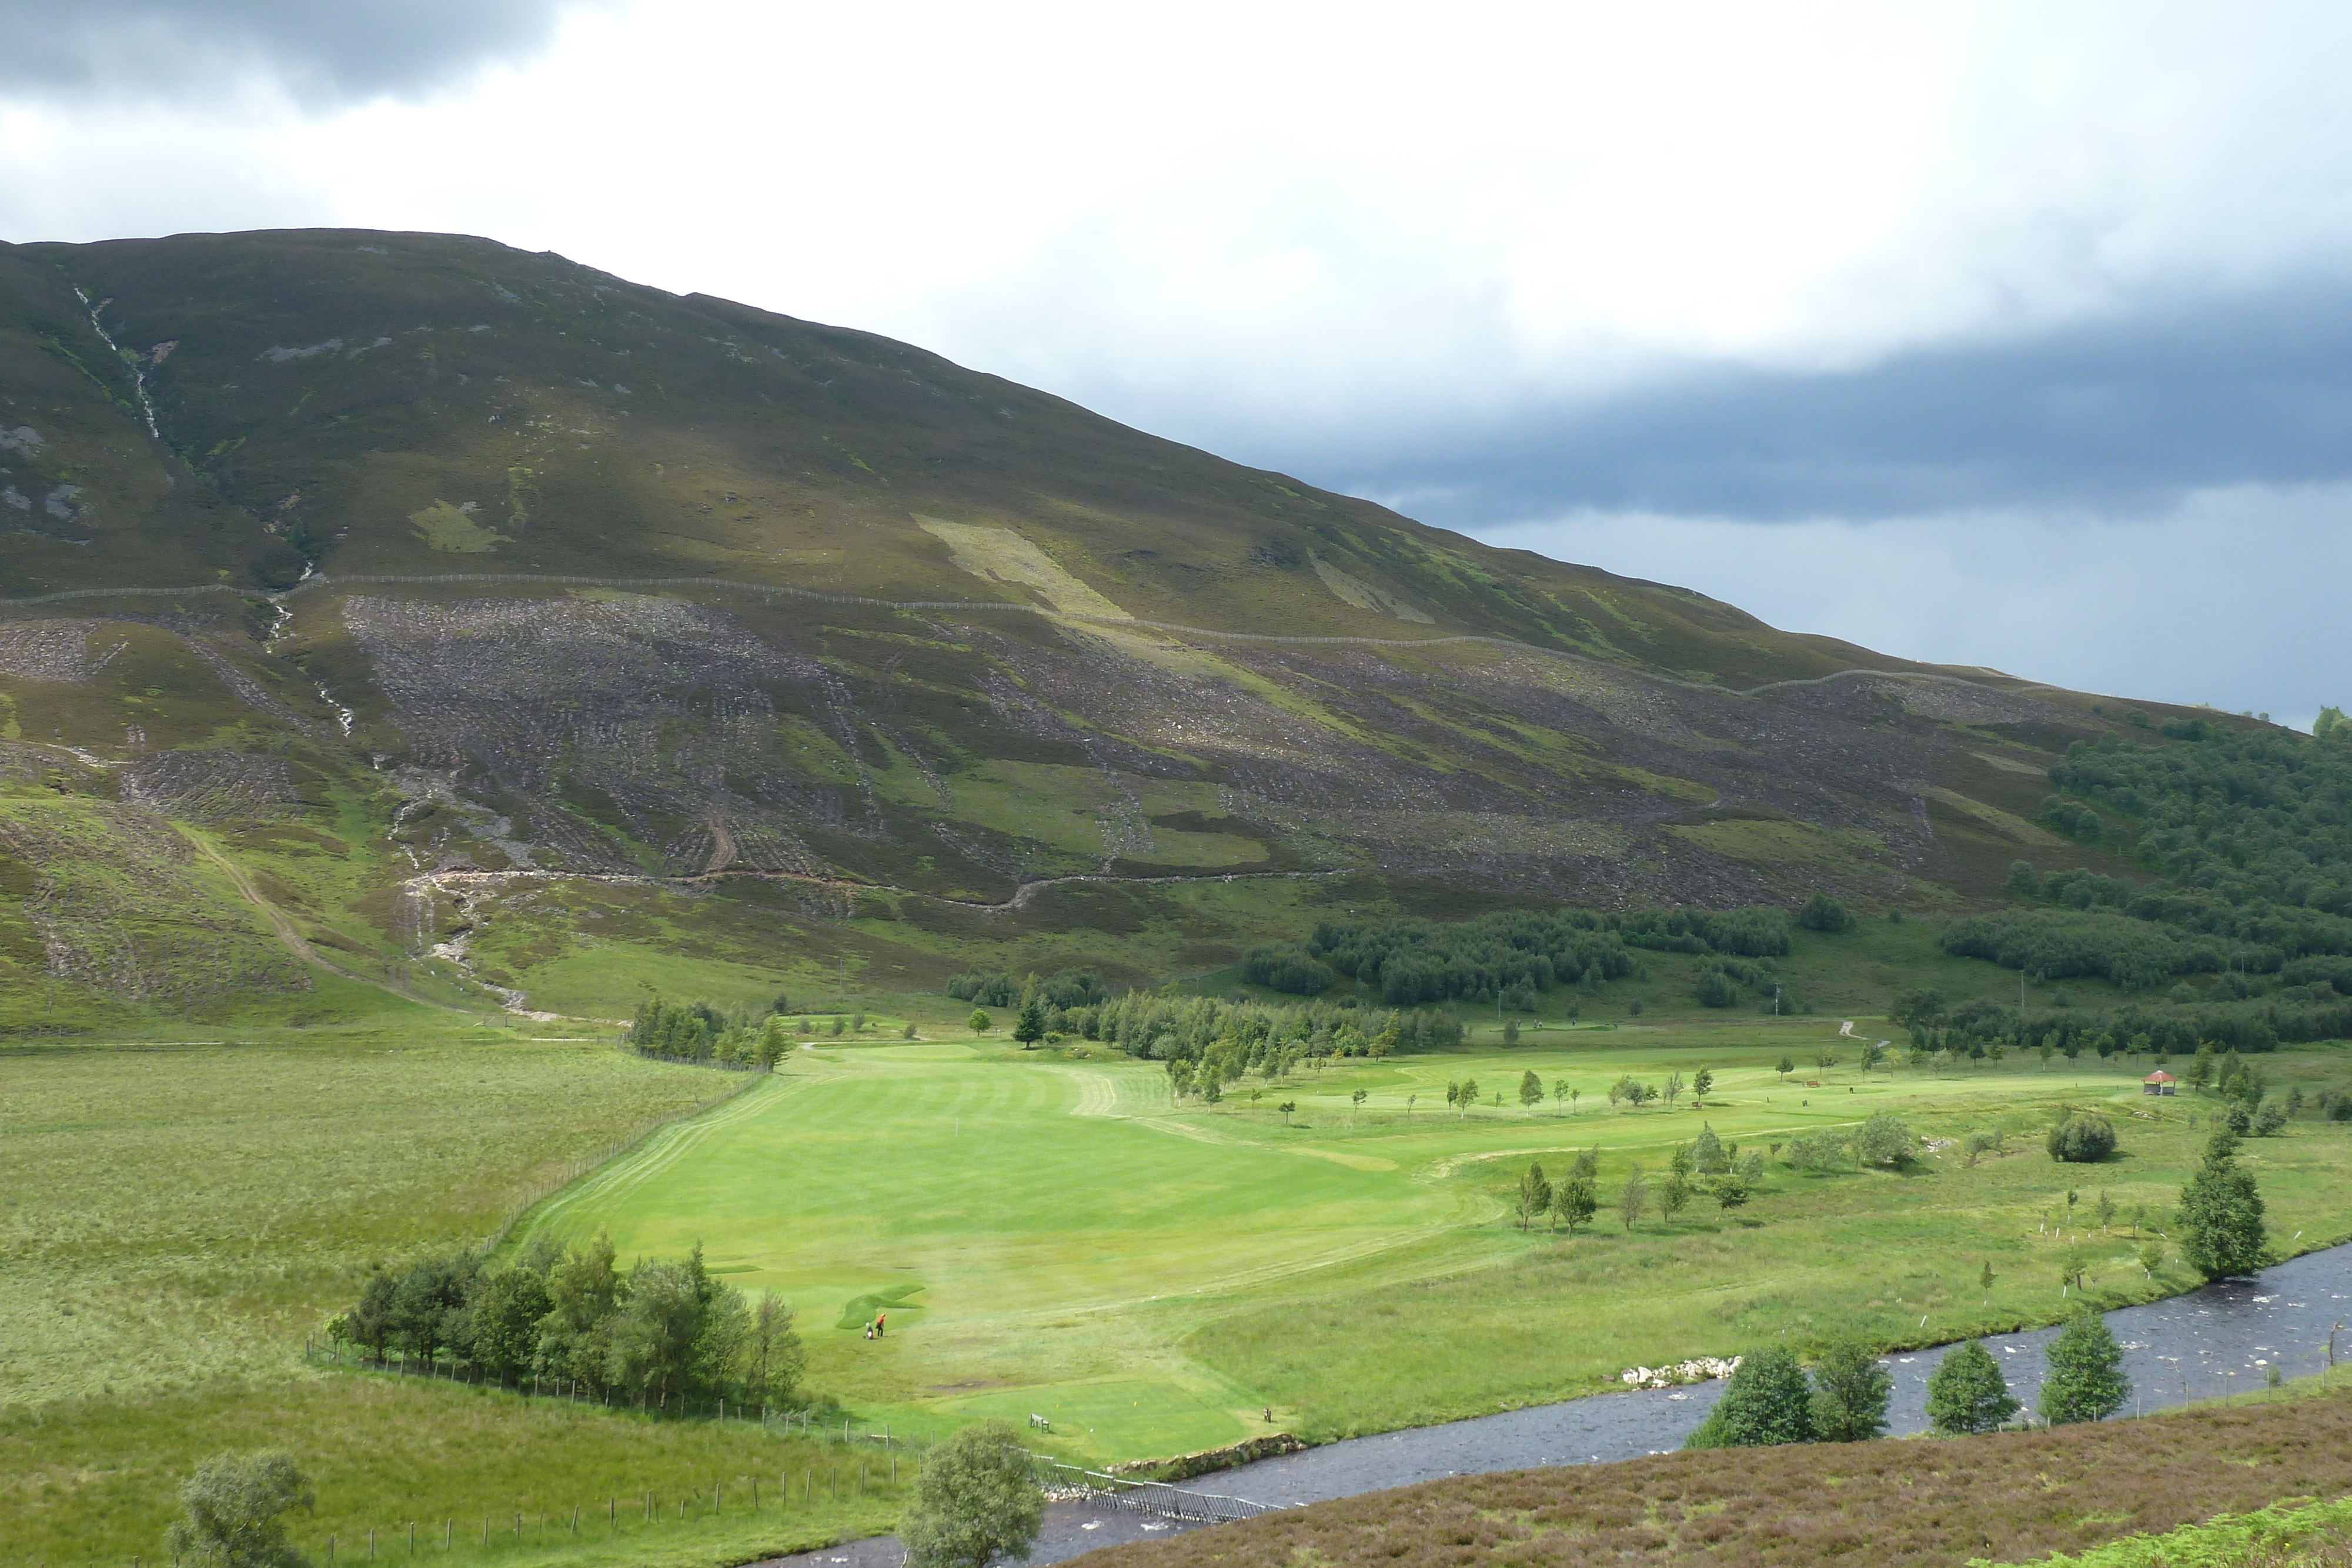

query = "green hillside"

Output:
[[1, 228, 2247, 1031]]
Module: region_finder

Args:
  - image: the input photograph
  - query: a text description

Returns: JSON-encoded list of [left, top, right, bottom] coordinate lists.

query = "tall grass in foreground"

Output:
[[2003, 1493, 2352, 1567]]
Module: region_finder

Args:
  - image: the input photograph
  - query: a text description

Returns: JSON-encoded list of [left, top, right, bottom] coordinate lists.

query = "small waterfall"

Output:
[[73, 289, 162, 439]]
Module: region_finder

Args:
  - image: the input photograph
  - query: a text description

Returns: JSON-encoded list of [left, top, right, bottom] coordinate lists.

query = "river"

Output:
[[757, 1239, 2352, 1567]]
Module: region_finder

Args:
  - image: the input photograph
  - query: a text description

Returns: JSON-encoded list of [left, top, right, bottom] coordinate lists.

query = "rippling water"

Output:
[[1215, 1241, 2352, 1507]]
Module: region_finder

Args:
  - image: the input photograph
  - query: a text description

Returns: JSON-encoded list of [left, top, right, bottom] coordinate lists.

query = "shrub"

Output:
[[1685, 1345, 1812, 1447], [1797, 894, 1854, 933], [1810, 1336, 1892, 1442], [1853, 1111, 1915, 1169], [165, 1449, 313, 1568], [2047, 1115, 2117, 1163], [1786, 1131, 1847, 1171], [1695, 969, 1739, 1008], [1925, 1339, 2019, 1435]]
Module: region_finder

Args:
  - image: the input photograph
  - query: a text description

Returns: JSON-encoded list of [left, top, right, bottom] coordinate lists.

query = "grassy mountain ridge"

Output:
[[0, 228, 2241, 1027]]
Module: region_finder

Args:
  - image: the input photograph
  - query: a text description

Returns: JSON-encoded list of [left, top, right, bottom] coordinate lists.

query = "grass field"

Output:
[[9, 1004, 2352, 1565], [1, 1376, 908, 1568], [516, 1021, 2352, 1462]]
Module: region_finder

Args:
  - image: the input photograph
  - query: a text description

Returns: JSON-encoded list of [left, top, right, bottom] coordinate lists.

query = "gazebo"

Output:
[[2143, 1070, 2178, 1096]]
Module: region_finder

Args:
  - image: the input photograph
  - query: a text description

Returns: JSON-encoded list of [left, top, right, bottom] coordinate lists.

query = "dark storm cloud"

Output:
[[1337, 278, 2352, 528], [0, 0, 596, 105]]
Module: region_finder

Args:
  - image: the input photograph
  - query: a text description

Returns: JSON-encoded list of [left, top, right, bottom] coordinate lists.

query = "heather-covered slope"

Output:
[[0, 229, 2217, 1024]]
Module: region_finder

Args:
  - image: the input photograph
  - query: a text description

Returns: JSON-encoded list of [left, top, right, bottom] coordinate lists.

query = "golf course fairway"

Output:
[[513, 1027, 2352, 1463]]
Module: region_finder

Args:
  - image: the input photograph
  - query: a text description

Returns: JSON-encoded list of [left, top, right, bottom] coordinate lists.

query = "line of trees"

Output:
[[1301, 906, 1802, 1009], [627, 998, 793, 1066], [1689, 1311, 2129, 1449], [331, 1234, 807, 1412]]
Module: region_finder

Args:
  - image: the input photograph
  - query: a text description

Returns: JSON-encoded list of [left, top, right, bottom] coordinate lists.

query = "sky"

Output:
[[2, 1, 2347, 723]]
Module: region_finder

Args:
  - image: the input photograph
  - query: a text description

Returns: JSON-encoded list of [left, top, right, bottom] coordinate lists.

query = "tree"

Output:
[[1618, 1168, 1649, 1232], [1665, 1071, 1685, 1108], [1810, 1335, 1892, 1442], [1555, 1174, 1598, 1234], [2094, 1190, 2117, 1232], [1459, 1076, 1479, 1115], [1776, 1055, 1795, 1083], [165, 1449, 314, 1568], [1516, 1162, 1552, 1231], [1695, 969, 1739, 1008], [387, 1253, 475, 1366], [1816, 1047, 1838, 1074], [1711, 1174, 1750, 1211], [1518, 1069, 1544, 1109], [900, 1422, 1044, 1568], [607, 1248, 736, 1406], [1503, 1017, 1521, 1045], [2047, 1115, 2117, 1163], [1692, 1067, 1713, 1104], [1659, 1170, 1690, 1222], [741, 1291, 806, 1406], [1278, 1099, 1297, 1125], [2040, 1309, 2130, 1425], [1924, 1340, 2017, 1435], [2179, 1128, 2267, 1280], [1798, 894, 1854, 932], [1686, 1345, 1813, 1447], [1690, 1122, 1726, 1174], [1553, 1078, 1569, 1114], [1351, 1088, 1368, 1112], [1853, 1111, 1915, 1169], [468, 1252, 555, 1381], [1013, 997, 1047, 1048], [968, 1010, 992, 1033]]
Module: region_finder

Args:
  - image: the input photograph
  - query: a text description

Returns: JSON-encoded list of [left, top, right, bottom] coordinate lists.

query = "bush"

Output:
[[1240, 943, 1336, 995], [1853, 1111, 1915, 1168], [1797, 894, 1854, 933], [1686, 1345, 1813, 1447], [2047, 1115, 2118, 1163], [1925, 1339, 2019, 1435], [1810, 1336, 1892, 1442], [1695, 969, 1739, 1008], [166, 1449, 313, 1568]]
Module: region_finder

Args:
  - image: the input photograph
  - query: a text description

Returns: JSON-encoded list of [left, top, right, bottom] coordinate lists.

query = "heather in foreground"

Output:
[[1075, 1386, 2352, 1568]]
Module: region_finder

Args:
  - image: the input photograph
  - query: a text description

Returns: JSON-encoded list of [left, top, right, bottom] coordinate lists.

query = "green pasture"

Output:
[[0, 1375, 904, 1568], [517, 1021, 2352, 1461], [0, 1024, 726, 1407]]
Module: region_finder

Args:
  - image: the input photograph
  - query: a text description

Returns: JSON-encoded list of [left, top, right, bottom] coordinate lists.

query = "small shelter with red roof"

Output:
[[2143, 1070, 2178, 1096]]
